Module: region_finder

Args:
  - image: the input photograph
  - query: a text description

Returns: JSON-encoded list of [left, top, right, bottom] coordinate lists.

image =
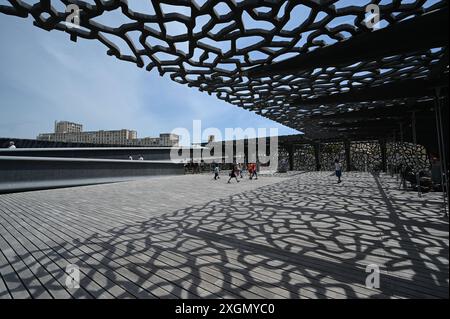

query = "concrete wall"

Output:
[[0, 156, 184, 193], [0, 147, 191, 161]]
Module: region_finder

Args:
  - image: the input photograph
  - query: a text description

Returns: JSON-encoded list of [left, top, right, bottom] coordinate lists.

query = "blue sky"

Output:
[[1, 0, 440, 145], [0, 13, 299, 145]]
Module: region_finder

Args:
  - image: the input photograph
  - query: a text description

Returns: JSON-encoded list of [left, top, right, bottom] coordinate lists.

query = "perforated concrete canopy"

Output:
[[1, 0, 448, 139]]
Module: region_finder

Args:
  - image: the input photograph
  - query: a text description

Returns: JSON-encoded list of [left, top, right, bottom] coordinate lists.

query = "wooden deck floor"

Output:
[[0, 172, 448, 299]]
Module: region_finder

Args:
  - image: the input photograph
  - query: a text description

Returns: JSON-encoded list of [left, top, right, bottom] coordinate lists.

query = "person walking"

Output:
[[214, 165, 220, 180], [251, 163, 258, 180], [238, 163, 244, 178], [240, 163, 246, 178], [228, 165, 240, 183], [335, 158, 342, 183]]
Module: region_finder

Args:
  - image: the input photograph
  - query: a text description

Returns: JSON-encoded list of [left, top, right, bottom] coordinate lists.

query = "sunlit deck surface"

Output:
[[0, 172, 448, 299]]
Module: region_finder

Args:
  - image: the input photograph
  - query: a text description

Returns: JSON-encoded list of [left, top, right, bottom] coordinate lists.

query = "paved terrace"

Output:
[[0, 172, 448, 299]]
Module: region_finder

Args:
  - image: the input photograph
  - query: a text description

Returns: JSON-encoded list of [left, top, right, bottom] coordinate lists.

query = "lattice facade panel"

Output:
[[0, 0, 447, 134], [319, 142, 346, 171], [277, 145, 289, 168], [386, 142, 431, 171], [293, 144, 315, 171], [350, 141, 382, 172]]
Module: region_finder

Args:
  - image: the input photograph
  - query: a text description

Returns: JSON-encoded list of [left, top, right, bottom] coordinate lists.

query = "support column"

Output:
[[256, 138, 260, 172], [314, 143, 321, 171], [412, 111, 422, 197], [380, 139, 387, 173], [344, 140, 351, 172], [392, 129, 397, 178], [255, 137, 259, 165], [222, 141, 227, 165], [434, 88, 448, 217], [288, 144, 295, 171], [399, 122, 404, 144], [244, 138, 248, 165]]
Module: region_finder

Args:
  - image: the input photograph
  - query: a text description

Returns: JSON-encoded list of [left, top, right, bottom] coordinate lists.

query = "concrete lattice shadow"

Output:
[[0, 172, 448, 299]]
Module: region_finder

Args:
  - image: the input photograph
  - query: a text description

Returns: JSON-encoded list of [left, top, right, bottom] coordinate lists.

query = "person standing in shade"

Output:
[[228, 165, 240, 183], [214, 165, 220, 180], [335, 158, 342, 183]]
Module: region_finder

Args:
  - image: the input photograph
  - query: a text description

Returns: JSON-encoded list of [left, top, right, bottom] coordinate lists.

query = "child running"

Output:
[[214, 165, 220, 180]]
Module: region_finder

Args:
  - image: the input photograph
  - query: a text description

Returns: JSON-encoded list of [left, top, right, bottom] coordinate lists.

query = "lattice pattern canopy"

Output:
[[1, 0, 448, 137]]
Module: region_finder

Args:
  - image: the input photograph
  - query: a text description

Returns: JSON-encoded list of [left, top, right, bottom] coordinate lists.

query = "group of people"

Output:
[[128, 155, 144, 160], [213, 160, 343, 184], [185, 161, 202, 174], [3, 139, 344, 185], [213, 163, 258, 183]]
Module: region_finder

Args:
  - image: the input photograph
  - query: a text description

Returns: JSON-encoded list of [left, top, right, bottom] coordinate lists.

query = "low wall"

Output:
[[0, 156, 184, 193], [0, 147, 196, 161]]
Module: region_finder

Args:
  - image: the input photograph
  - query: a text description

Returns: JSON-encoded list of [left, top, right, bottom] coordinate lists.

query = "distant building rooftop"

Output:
[[37, 121, 179, 147]]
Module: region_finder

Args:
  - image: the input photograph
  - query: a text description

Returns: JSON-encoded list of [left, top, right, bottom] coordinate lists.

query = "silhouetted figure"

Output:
[[228, 165, 240, 183], [335, 159, 342, 183], [194, 162, 199, 174]]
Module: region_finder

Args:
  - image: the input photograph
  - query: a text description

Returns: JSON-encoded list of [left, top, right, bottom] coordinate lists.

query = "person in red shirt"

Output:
[[247, 163, 253, 178]]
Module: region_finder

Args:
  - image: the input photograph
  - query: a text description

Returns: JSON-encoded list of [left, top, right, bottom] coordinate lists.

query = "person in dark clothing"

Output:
[[335, 159, 342, 183], [228, 165, 240, 183], [250, 163, 258, 180]]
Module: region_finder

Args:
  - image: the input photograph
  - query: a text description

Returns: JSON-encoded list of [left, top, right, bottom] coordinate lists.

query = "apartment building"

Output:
[[37, 121, 179, 147], [54, 121, 83, 134]]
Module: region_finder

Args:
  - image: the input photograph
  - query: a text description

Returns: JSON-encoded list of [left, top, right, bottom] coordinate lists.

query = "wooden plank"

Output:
[[0, 198, 242, 299], [0, 209, 136, 299], [0, 172, 447, 299], [15, 184, 444, 298], [4, 193, 383, 299], [2, 196, 283, 299]]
